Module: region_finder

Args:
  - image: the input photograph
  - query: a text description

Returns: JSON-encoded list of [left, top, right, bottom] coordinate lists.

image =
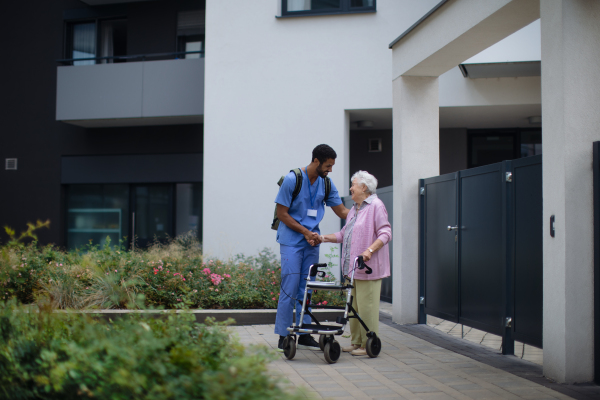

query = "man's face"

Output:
[[315, 158, 335, 178]]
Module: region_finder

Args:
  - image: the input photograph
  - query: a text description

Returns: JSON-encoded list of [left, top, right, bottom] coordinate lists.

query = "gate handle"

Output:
[[447, 226, 459, 231]]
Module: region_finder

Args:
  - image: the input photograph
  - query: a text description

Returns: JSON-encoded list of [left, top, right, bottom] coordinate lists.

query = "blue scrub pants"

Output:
[[274, 244, 319, 337]]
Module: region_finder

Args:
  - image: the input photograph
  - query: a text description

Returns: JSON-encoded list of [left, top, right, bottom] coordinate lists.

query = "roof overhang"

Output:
[[390, 0, 540, 79]]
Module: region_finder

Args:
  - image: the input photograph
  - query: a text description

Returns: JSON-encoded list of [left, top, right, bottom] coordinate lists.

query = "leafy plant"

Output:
[[3, 219, 50, 247], [0, 299, 308, 399], [0, 232, 344, 310]]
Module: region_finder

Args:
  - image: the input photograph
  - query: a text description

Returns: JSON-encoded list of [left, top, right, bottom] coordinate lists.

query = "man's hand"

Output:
[[304, 231, 320, 245]]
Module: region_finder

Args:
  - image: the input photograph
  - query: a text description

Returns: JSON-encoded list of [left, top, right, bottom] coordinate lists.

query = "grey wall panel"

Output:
[[57, 59, 204, 122], [56, 63, 144, 120], [142, 58, 204, 117], [62, 153, 203, 184]]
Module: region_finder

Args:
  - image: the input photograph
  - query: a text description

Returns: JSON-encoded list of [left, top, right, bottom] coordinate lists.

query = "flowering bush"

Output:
[[0, 299, 307, 400], [0, 234, 345, 310]]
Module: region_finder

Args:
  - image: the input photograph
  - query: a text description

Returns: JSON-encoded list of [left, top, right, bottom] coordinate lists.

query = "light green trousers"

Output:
[[348, 278, 382, 347]]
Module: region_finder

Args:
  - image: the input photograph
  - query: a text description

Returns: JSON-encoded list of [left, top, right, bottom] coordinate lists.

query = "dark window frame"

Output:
[[280, 0, 376, 17], [65, 182, 203, 250], [467, 128, 542, 169], [64, 16, 128, 64]]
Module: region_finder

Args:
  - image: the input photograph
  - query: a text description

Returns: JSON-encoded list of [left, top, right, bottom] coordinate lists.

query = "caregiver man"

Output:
[[274, 144, 349, 351]]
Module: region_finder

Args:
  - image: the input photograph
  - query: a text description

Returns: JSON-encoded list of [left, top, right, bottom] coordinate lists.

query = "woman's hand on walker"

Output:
[[360, 249, 372, 262]]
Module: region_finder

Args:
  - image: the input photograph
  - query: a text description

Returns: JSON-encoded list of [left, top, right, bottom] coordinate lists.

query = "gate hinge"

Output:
[[420, 187, 425, 196], [505, 172, 513, 182], [504, 317, 512, 328], [419, 296, 425, 305]]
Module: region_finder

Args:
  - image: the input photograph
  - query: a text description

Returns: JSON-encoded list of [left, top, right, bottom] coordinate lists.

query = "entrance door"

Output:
[[423, 173, 459, 321], [133, 185, 174, 248]]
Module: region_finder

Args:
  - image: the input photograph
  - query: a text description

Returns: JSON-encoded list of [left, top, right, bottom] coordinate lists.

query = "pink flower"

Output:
[[115, 270, 117, 273], [272, 297, 276, 300], [183, 278, 186, 281], [270, 292, 273, 295], [202, 268, 211, 275], [215, 289, 219, 292], [60, 264, 63, 267], [193, 289, 198, 293], [272, 282, 276, 285], [224, 274, 231, 278], [250, 268, 253, 271], [323, 301, 328, 305]]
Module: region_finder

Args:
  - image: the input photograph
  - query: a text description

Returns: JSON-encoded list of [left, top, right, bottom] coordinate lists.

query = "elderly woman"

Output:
[[320, 170, 392, 356]]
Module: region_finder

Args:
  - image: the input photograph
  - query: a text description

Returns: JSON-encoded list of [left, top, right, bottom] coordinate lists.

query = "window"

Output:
[[177, 11, 205, 59], [66, 183, 202, 250], [281, 0, 375, 16], [66, 18, 127, 65], [468, 129, 542, 169]]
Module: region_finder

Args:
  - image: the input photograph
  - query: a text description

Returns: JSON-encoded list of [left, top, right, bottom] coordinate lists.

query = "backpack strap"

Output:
[[324, 177, 331, 203], [271, 169, 303, 231], [290, 168, 303, 202]]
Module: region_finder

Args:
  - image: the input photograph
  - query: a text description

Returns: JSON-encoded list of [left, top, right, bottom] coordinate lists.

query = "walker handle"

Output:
[[309, 263, 328, 277], [356, 256, 373, 275]]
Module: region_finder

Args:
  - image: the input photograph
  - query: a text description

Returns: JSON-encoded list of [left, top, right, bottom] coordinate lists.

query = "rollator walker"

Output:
[[282, 256, 382, 364]]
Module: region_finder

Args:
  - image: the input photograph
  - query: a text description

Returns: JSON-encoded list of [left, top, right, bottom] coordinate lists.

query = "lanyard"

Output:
[[304, 166, 319, 208]]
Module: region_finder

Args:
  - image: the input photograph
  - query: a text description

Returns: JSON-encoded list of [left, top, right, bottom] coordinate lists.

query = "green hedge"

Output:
[[0, 300, 308, 400], [0, 234, 345, 310]]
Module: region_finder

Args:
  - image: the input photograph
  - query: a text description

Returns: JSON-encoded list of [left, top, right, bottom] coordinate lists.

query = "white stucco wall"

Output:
[[203, 0, 439, 260], [203, 0, 542, 262]]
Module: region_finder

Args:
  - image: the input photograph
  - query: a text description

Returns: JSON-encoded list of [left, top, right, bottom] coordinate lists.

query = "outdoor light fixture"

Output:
[[5, 158, 17, 170], [528, 116, 542, 124]]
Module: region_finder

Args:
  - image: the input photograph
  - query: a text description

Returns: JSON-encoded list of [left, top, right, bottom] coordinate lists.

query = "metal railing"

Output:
[[57, 51, 204, 66]]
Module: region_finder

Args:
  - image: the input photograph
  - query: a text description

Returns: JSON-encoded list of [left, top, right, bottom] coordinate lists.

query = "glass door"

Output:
[[133, 185, 174, 248]]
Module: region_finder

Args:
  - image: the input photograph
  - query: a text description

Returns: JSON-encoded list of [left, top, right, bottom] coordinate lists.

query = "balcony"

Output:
[[56, 53, 204, 128]]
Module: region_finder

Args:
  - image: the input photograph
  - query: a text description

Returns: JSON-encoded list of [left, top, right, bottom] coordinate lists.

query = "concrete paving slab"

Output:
[[227, 309, 600, 400]]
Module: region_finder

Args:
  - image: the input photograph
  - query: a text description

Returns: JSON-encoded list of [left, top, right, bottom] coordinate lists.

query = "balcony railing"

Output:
[[56, 52, 204, 127], [57, 51, 204, 66]]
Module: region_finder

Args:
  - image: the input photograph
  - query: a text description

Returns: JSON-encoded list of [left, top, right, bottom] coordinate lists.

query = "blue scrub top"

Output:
[[275, 169, 342, 247]]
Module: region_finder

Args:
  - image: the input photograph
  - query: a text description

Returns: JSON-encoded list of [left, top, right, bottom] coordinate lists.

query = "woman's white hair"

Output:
[[351, 170, 378, 194]]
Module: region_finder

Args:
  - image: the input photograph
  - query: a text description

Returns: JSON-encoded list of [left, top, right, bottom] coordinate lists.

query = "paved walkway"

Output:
[[230, 306, 600, 400]]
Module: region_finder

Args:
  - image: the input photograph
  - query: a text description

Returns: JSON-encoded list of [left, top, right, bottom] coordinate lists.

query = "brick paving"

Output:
[[229, 309, 600, 400]]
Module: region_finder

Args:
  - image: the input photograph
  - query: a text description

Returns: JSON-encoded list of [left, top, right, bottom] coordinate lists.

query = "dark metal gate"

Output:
[[418, 155, 542, 354]]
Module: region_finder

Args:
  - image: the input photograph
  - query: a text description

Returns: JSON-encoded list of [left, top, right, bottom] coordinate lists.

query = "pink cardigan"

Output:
[[333, 195, 392, 280]]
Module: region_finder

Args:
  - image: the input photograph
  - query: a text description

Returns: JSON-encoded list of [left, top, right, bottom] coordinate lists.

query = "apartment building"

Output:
[[0, 0, 541, 255], [2, 0, 206, 249]]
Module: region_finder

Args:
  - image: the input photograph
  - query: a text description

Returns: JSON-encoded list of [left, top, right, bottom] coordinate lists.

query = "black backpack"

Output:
[[271, 168, 332, 230]]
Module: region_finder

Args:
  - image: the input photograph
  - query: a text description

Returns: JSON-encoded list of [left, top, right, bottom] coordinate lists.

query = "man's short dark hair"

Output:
[[312, 144, 337, 164]]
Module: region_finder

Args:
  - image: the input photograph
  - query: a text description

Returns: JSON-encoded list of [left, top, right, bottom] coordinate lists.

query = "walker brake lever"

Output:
[[357, 256, 373, 274]]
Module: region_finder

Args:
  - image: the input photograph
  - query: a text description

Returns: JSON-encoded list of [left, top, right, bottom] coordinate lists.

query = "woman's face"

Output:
[[350, 179, 368, 202]]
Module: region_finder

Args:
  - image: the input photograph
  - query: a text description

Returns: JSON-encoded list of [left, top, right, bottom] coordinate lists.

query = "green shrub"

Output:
[[0, 300, 308, 400], [0, 234, 345, 310]]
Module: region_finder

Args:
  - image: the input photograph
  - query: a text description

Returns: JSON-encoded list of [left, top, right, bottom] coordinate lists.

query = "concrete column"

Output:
[[541, 0, 600, 383], [392, 76, 440, 324]]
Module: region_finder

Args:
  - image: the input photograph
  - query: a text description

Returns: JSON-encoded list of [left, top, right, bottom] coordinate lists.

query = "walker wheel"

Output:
[[366, 334, 381, 358], [324, 340, 341, 364], [319, 334, 326, 351], [283, 336, 296, 360]]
